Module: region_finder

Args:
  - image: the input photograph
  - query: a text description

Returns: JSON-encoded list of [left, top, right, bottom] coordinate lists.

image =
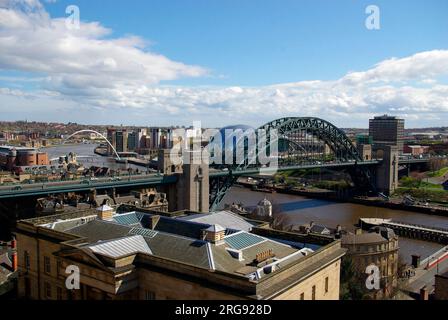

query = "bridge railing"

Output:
[[420, 245, 448, 268], [386, 220, 448, 233]]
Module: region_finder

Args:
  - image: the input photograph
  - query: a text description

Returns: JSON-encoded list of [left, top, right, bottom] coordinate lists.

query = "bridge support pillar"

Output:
[[176, 150, 209, 213], [375, 145, 399, 196], [357, 144, 372, 161]]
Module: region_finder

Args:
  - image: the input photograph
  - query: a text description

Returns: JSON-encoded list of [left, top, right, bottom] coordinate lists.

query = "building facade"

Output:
[[341, 227, 399, 298], [15, 208, 346, 300], [0, 146, 49, 170], [369, 115, 405, 153]]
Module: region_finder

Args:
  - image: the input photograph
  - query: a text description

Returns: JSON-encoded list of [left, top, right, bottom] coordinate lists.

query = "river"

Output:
[[220, 187, 446, 264], [40, 143, 145, 171]]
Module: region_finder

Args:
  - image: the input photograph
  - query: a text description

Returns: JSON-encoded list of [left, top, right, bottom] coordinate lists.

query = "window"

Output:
[[144, 290, 156, 300], [57, 287, 63, 300], [44, 256, 51, 274], [56, 260, 62, 276], [325, 277, 329, 293], [300, 293, 305, 300], [24, 251, 30, 270], [312, 285, 316, 300], [44, 282, 52, 299]]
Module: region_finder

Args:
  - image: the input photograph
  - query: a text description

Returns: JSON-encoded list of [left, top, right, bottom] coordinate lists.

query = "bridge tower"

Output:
[[375, 145, 399, 196], [176, 150, 209, 213]]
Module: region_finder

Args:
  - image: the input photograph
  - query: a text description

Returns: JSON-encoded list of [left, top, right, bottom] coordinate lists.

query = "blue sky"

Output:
[[44, 0, 448, 86], [0, 0, 447, 128]]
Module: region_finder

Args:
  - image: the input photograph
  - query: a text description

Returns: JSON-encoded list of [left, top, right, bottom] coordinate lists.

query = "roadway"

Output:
[[404, 247, 448, 296], [0, 174, 177, 199], [209, 160, 381, 177], [0, 158, 432, 199]]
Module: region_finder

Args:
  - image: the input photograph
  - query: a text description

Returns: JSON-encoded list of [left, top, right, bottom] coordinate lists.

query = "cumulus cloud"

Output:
[[0, 0, 447, 128], [0, 0, 206, 90]]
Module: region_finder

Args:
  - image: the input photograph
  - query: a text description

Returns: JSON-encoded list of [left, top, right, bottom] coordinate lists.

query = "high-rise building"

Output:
[[106, 128, 116, 155], [150, 128, 162, 149], [127, 131, 137, 151], [369, 115, 405, 153], [115, 130, 128, 153]]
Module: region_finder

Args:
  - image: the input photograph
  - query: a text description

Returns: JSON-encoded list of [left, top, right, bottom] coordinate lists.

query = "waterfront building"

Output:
[[256, 198, 273, 218], [369, 115, 405, 154], [0, 146, 49, 170], [341, 227, 399, 298], [106, 128, 116, 155], [127, 131, 137, 151], [150, 128, 162, 149], [15, 207, 346, 300], [115, 130, 128, 153]]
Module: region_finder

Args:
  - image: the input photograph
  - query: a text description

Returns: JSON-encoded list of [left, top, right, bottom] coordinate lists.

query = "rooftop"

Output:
[[37, 210, 318, 279]]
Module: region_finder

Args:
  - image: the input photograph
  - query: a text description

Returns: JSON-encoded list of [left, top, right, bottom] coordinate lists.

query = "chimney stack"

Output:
[[203, 225, 225, 244], [11, 238, 18, 272], [97, 205, 114, 221]]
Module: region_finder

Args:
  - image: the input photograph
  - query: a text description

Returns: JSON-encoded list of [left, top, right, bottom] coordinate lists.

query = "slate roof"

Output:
[[66, 220, 132, 243], [150, 216, 209, 239], [39, 210, 313, 277], [87, 235, 152, 258], [179, 211, 255, 232], [341, 232, 387, 245]]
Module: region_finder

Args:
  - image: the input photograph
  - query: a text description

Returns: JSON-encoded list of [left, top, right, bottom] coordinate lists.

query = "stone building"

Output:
[[256, 198, 273, 218], [435, 271, 448, 300], [15, 207, 346, 300], [341, 226, 399, 298]]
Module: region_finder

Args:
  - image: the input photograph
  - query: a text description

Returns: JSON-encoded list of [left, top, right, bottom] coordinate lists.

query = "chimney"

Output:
[[203, 225, 226, 244], [11, 238, 18, 272], [420, 286, 429, 301], [97, 205, 114, 220], [148, 215, 160, 230]]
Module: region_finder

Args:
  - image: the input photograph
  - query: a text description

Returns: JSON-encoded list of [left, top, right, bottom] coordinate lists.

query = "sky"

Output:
[[0, 0, 447, 128]]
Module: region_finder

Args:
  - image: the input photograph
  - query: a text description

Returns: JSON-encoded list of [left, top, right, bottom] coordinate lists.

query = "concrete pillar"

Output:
[[176, 150, 209, 213], [375, 145, 399, 196]]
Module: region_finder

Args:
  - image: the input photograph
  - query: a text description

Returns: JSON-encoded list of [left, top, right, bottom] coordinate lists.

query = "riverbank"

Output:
[[237, 181, 448, 217]]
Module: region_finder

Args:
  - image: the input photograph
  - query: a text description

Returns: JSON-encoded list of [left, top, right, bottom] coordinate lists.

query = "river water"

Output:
[[40, 143, 144, 171], [220, 187, 446, 264]]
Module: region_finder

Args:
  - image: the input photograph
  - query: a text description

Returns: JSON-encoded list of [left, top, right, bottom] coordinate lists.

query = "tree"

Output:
[[340, 256, 370, 300]]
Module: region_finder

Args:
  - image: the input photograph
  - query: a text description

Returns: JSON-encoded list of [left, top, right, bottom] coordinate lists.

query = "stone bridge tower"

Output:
[[159, 149, 210, 212], [375, 145, 399, 196], [176, 150, 209, 213]]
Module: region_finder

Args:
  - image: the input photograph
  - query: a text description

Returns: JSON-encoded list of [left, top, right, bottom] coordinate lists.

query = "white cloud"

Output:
[[0, 0, 206, 91], [0, 0, 447, 128]]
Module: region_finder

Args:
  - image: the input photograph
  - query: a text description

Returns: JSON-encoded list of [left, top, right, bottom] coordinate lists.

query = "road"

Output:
[[0, 174, 177, 199], [404, 248, 448, 295]]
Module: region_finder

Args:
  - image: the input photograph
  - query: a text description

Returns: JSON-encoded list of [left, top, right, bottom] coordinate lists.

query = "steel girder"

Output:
[[209, 117, 367, 211]]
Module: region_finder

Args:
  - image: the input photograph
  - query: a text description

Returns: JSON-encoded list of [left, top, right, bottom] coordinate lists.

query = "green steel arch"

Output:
[[260, 117, 362, 162], [209, 117, 366, 210]]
